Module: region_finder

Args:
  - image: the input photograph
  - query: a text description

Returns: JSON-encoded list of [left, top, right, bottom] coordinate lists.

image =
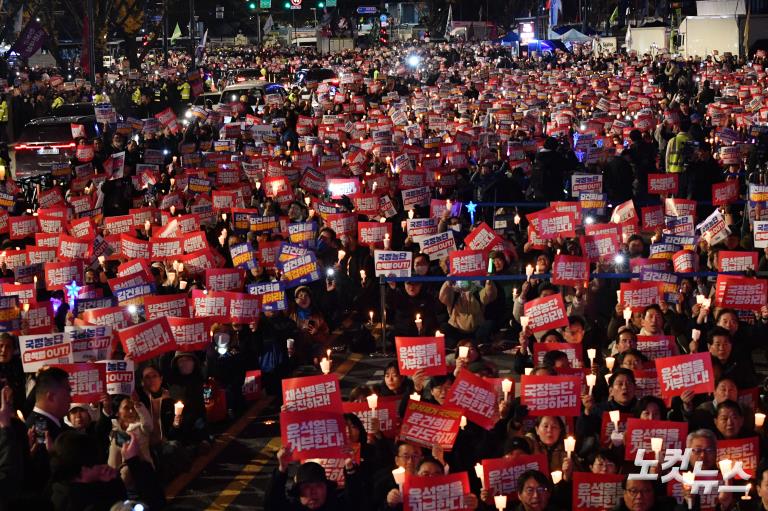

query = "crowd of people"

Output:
[[0, 36, 764, 511]]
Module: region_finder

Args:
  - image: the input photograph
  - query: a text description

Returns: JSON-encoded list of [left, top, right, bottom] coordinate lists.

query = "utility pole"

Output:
[[189, 0, 196, 71], [86, 0, 95, 82]]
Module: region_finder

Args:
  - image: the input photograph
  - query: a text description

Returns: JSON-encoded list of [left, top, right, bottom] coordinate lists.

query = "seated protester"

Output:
[[108, 395, 154, 487], [206, 324, 247, 416], [669, 376, 738, 430], [374, 361, 414, 398], [479, 438, 535, 505], [713, 400, 754, 440], [605, 326, 638, 357], [451, 340, 497, 377], [695, 307, 764, 361], [522, 416, 568, 474], [374, 441, 423, 511], [551, 448, 622, 510], [506, 469, 559, 511], [288, 285, 331, 365], [66, 400, 112, 464], [615, 349, 648, 372], [637, 304, 671, 336], [165, 352, 208, 445], [614, 477, 664, 511], [705, 326, 757, 389], [48, 430, 165, 511], [248, 309, 298, 396], [345, 413, 386, 497], [633, 396, 667, 421], [422, 375, 453, 406], [497, 365, 557, 440], [384, 457, 479, 510], [513, 329, 567, 375], [577, 369, 638, 440], [385, 280, 441, 338], [438, 278, 498, 349], [512, 282, 559, 330], [562, 315, 602, 367], [754, 464, 768, 511], [606, 301, 643, 341]]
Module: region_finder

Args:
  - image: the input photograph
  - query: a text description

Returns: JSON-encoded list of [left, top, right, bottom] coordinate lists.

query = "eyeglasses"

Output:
[[522, 486, 550, 496], [625, 488, 653, 497]]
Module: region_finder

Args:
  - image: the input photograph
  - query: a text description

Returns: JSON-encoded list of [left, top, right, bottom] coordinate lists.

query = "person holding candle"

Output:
[[669, 376, 740, 431], [373, 441, 422, 510], [288, 286, 332, 365], [577, 368, 638, 441], [107, 394, 154, 487], [518, 416, 569, 474], [384, 279, 441, 338], [166, 352, 209, 445], [452, 340, 497, 378]]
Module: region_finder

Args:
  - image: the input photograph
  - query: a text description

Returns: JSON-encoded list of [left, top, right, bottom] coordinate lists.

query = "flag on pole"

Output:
[[444, 5, 453, 39], [195, 29, 208, 60], [549, 0, 562, 27], [170, 23, 182, 42], [263, 15, 274, 35], [744, 5, 751, 57]]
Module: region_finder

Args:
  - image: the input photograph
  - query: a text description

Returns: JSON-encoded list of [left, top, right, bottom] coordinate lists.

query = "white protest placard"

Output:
[[374, 250, 412, 277], [20, 332, 71, 372], [419, 231, 456, 261]]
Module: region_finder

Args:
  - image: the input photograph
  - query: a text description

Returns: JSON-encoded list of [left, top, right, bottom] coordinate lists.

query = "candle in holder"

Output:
[[369, 310, 374, 324], [337, 249, 346, 263], [682, 472, 695, 509], [525, 264, 534, 281], [551, 470, 563, 484], [520, 316, 530, 330], [320, 358, 331, 374], [564, 436, 576, 457], [408, 209, 415, 220], [651, 437, 663, 456], [604, 373, 612, 385], [587, 349, 596, 366], [435, 330, 444, 337], [460, 415, 467, 430], [524, 367, 533, 376], [410, 392, 421, 402], [623, 307, 632, 325], [609, 410, 621, 431], [742, 483, 752, 501], [174, 401, 184, 417], [366, 393, 378, 411], [755, 412, 765, 427], [458, 346, 469, 359], [494, 495, 507, 511], [474, 463, 484, 489], [415, 313, 422, 332], [144, 220, 151, 232], [585, 374, 596, 394], [383, 233, 391, 249], [360, 269, 366, 282], [605, 356, 615, 371], [392, 467, 406, 492], [502, 379, 513, 400]]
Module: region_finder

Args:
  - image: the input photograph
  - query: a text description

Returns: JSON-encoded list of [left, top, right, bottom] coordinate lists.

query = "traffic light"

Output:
[[284, 1, 290, 8], [317, 1, 324, 6], [379, 25, 388, 45], [248, 1, 256, 8]]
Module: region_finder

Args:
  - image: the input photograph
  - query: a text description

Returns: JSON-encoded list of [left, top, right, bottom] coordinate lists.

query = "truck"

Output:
[[625, 26, 668, 55], [678, 14, 768, 57]]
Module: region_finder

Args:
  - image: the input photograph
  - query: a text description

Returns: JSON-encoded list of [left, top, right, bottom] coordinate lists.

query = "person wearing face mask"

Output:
[[437, 210, 467, 247], [438, 277, 497, 349], [385, 279, 441, 337]]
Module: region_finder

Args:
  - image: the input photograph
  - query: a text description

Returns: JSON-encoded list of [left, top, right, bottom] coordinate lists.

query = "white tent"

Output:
[[559, 28, 593, 43]]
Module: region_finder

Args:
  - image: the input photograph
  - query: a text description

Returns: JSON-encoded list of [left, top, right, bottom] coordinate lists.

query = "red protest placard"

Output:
[[44, 260, 84, 290], [400, 400, 463, 450], [464, 222, 504, 255], [222, 291, 261, 324], [712, 181, 739, 206], [647, 174, 679, 195], [358, 222, 391, 248], [143, 294, 191, 320], [445, 369, 499, 430], [205, 268, 246, 291], [599, 411, 632, 445], [672, 250, 697, 273], [655, 352, 715, 399], [714, 275, 767, 311], [624, 418, 688, 460], [149, 236, 183, 259], [80, 306, 132, 329], [402, 473, 471, 511], [551, 255, 590, 287], [717, 251, 757, 273], [342, 396, 401, 438], [636, 335, 678, 359], [166, 317, 211, 352], [520, 375, 581, 416], [117, 317, 176, 363], [717, 437, 759, 477], [57, 234, 93, 261], [282, 374, 343, 413], [533, 342, 582, 368], [448, 249, 486, 277], [620, 282, 662, 312], [242, 370, 262, 401], [523, 293, 569, 333], [581, 234, 622, 262], [281, 409, 348, 461], [9, 216, 39, 239], [537, 211, 576, 239], [482, 454, 549, 498], [641, 205, 664, 230], [571, 473, 625, 511], [395, 336, 446, 376], [191, 289, 230, 321], [51, 363, 106, 402]]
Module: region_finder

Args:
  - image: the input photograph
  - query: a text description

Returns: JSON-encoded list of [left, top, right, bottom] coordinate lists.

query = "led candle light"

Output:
[[742, 483, 751, 500], [609, 410, 621, 431], [520, 316, 530, 330], [392, 467, 406, 492], [320, 358, 331, 374], [338, 249, 346, 263], [551, 470, 563, 484], [586, 374, 596, 394], [587, 349, 596, 366], [327, 349, 332, 359], [174, 401, 184, 417], [410, 392, 421, 401], [435, 330, 444, 337], [460, 415, 467, 429], [502, 379, 513, 400], [360, 269, 366, 282], [605, 373, 612, 385], [605, 356, 615, 371], [682, 472, 695, 509], [494, 495, 507, 511], [525, 264, 534, 281], [144, 220, 151, 231], [367, 393, 378, 411], [474, 463, 484, 489], [623, 307, 632, 325], [415, 313, 422, 332], [719, 459, 733, 483], [755, 412, 765, 427], [524, 367, 533, 376], [696, 294, 706, 305], [383, 233, 391, 249], [564, 436, 576, 457], [369, 311, 374, 324], [458, 346, 469, 359], [651, 437, 663, 456]]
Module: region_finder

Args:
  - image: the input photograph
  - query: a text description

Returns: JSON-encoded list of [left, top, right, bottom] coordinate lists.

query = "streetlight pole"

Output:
[[189, 0, 196, 71], [163, 0, 169, 66]]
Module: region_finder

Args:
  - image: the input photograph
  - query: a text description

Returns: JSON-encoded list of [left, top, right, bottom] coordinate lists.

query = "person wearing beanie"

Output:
[[266, 447, 365, 510]]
